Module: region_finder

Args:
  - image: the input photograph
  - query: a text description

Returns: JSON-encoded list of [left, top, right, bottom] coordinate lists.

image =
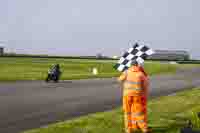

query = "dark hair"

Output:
[[131, 60, 138, 65]]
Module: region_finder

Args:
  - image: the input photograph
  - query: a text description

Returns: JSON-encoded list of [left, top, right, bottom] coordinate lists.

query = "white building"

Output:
[[148, 50, 190, 60]]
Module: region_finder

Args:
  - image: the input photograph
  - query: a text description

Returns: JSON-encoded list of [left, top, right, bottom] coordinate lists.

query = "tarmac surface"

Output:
[[0, 67, 200, 133]]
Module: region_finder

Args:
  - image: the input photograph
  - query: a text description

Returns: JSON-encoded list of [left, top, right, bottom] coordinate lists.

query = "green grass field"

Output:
[[0, 57, 180, 81], [23, 88, 200, 133]]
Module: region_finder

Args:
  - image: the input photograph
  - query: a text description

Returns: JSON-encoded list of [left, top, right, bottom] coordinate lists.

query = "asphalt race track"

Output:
[[0, 67, 200, 133]]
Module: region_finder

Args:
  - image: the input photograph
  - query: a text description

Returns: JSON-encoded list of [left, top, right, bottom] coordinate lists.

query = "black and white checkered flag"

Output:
[[114, 43, 155, 72]]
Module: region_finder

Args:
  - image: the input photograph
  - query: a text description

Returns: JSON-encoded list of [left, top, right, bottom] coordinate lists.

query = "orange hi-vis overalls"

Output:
[[118, 65, 149, 133]]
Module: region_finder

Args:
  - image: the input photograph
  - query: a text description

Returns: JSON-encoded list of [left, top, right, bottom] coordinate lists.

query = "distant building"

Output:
[[96, 53, 103, 59], [148, 50, 190, 61], [0, 43, 4, 56], [112, 56, 118, 59]]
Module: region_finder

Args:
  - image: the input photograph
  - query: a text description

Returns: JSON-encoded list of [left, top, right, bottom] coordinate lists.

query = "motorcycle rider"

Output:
[[46, 64, 61, 82]]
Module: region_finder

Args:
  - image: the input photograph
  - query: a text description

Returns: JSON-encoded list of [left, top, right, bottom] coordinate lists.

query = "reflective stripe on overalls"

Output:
[[125, 81, 142, 90], [123, 80, 144, 96]]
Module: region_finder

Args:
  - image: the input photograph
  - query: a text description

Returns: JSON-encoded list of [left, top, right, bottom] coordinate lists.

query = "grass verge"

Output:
[[0, 57, 181, 81], [23, 88, 200, 133]]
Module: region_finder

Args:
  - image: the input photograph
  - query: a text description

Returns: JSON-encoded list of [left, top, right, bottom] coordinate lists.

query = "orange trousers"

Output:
[[123, 95, 148, 132]]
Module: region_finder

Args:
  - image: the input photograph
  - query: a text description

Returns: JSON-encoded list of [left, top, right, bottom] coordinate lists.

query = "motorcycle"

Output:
[[45, 64, 61, 83]]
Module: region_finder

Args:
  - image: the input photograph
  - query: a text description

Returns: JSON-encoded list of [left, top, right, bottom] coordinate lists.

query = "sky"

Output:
[[2, 0, 200, 58]]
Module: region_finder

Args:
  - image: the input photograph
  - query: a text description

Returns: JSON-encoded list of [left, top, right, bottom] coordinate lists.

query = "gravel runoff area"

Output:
[[0, 67, 200, 133]]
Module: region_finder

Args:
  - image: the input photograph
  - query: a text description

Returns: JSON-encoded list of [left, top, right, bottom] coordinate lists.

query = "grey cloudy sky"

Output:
[[2, 0, 200, 58]]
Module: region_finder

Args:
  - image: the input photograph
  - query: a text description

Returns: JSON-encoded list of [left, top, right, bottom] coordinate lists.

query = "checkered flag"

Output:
[[114, 43, 155, 72]]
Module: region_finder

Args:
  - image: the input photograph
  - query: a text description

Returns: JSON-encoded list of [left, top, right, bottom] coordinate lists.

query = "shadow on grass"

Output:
[[149, 116, 200, 133]]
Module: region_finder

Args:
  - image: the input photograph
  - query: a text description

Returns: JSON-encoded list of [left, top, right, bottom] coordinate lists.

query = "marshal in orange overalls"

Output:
[[118, 65, 150, 133]]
